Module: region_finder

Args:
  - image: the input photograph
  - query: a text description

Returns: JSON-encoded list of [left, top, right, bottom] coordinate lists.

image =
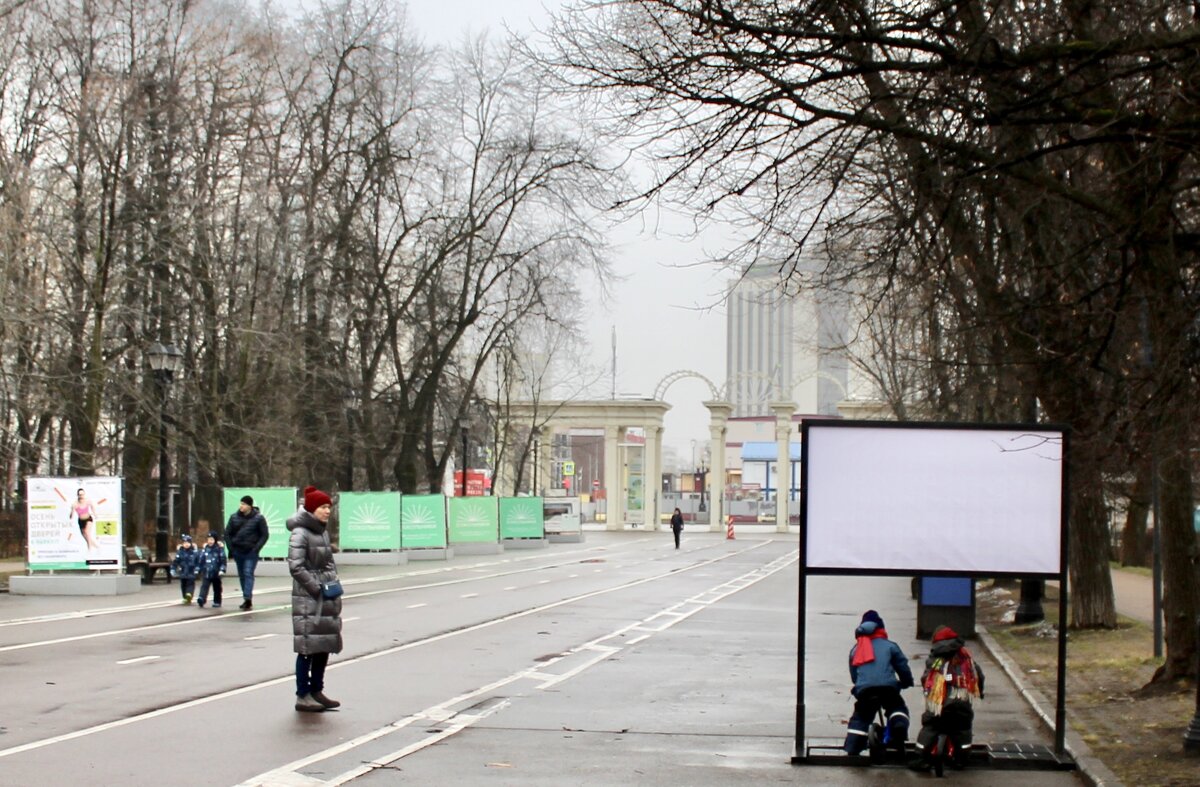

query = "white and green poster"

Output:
[[401, 494, 447, 548], [339, 492, 401, 550], [499, 497, 543, 539], [222, 487, 296, 559], [448, 497, 499, 544], [626, 445, 644, 514], [26, 476, 123, 571]]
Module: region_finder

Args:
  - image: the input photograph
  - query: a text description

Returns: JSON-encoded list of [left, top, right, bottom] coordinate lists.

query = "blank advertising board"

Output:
[[803, 422, 1065, 576]]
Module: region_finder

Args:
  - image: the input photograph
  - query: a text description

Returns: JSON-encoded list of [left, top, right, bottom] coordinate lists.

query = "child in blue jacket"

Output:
[[844, 609, 914, 754], [196, 531, 227, 609], [170, 535, 202, 604]]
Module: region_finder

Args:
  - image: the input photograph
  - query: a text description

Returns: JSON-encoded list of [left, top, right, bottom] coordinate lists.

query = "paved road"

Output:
[[0, 532, 1081, 785]]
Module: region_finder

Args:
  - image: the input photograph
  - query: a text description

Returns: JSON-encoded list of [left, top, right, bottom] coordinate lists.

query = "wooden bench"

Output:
[[125, 546, 172, 584]]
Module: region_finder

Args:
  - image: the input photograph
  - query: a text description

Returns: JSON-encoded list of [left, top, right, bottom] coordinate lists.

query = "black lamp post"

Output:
[[460, 426, 470, 497], [147, 341, 183, 562], [1185, 615, 1200, 754], [698, 464, 708, 512], [531, 427, 541, 495], [343, 390, 359, 491]]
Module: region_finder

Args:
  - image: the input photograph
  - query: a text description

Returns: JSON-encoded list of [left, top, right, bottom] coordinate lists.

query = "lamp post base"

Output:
[[155, 529, 169, 564]]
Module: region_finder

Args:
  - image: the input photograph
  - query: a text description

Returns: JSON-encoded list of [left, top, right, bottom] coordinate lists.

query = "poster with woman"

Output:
[[26, 477, 123, 570]]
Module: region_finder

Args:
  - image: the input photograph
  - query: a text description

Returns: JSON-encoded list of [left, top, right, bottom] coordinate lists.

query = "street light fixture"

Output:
[[698, 463, 708, 513], [147, 341, 183, 562]]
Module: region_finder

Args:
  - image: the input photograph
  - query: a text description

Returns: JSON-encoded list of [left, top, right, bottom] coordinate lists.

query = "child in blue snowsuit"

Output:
[[844, 609, 914, 754], [170, 535, 202, 604], [196, 531, 227, 609]]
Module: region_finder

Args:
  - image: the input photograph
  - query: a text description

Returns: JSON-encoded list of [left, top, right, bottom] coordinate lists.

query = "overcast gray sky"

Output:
[[281, 0, 733, 457]]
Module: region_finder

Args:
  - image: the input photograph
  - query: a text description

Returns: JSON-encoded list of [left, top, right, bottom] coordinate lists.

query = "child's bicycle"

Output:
[[865, 705, 906, 765], [926, 731, 956, 777]]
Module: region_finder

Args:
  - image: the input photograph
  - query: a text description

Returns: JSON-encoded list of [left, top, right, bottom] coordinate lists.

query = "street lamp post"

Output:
[[531, 427, 541, 496], [147, 342, 183, 563], [461, 426, 469, 497], [698, 464, 708, 513], [344, 390, 359, 492]]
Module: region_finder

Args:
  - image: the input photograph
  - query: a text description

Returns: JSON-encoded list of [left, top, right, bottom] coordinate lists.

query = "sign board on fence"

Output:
[[499, 497, 543, 539], [26, 476, 123, 571], [448, 497, 499, 544], [339, 492, 401, 550], [401, 494, 447, 549], [222, 488, 296, 559]]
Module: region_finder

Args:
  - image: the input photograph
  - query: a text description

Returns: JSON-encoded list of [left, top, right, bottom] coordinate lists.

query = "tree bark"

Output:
[[1120, 456, 1152, 567], [1068, 451, 1118, 629]]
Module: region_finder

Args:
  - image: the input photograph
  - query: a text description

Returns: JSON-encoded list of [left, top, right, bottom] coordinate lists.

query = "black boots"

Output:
[[239, 598, 252, 610]]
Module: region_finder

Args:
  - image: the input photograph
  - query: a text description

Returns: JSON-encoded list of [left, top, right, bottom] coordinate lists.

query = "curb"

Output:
[[976, 623, 1125, 787]]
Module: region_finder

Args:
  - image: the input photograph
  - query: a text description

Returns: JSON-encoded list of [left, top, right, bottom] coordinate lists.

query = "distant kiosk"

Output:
[[543, 495, 582, 542]]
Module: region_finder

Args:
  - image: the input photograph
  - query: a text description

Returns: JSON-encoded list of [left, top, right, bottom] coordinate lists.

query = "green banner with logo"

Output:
[[401, 494, 447, 548], [499, 497, 543, 539], [448, 497, 499, 544], [339, 492, 401, 550], [223, 487, 296, 559]]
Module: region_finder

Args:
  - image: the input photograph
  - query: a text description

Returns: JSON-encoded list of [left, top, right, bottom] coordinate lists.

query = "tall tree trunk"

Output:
[[1121, 455, 1152, 567], [1152, 424, 1200, 681], [1068, 450, 1118, 628]]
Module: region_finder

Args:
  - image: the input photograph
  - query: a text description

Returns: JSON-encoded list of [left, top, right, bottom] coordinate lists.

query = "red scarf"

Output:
[[852, 627, 889, 666]]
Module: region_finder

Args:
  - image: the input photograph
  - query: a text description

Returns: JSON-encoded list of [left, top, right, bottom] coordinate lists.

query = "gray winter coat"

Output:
[[287, 510, 342, 655]]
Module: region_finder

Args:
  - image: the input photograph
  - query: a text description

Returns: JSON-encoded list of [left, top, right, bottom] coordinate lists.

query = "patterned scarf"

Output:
[[923, 648, 981, 714]]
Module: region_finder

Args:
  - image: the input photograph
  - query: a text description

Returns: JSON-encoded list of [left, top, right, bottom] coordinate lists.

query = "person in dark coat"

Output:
[[196, 531, 227, 609], [670, 508, 684, 549], [225, 495, 269, 610], [288, 486, 343, 713], [170, 535, 202, 604], [843, 609, 913, 754]]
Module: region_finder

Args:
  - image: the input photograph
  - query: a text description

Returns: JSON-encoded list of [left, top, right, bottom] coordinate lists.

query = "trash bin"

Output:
[[917, 577, 975, 639]]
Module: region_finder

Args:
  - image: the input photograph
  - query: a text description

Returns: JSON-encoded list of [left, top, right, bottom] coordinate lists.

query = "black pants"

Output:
[[844, 686, 910, 754], [296, 652, 330, 696], [917, 700, 974, 764], [672, 526, 682, 548], [198, 574, 222, 605]]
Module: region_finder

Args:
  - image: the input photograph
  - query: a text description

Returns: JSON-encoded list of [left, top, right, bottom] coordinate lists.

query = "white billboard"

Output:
[[803, 423, 1064, 575], [26, 476, 124, 571]]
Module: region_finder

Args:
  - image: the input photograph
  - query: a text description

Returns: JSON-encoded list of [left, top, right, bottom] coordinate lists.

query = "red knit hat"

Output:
[[932, 625, 959, 643], [303, 485, 332, 512]]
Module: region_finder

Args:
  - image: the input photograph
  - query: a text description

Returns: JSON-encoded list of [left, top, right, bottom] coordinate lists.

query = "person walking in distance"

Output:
[[670, 507, 684, 549], [225, 495, 269, 610], [288, 486, 343, 713]]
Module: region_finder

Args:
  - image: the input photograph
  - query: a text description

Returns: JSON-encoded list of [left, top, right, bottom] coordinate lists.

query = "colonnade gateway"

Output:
[[500, 399, 737, 531]]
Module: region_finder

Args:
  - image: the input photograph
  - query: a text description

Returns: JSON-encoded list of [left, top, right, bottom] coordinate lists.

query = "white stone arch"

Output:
[[653, 370, 722, 401]]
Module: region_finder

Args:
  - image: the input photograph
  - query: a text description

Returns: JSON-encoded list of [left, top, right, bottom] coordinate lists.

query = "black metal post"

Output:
[[698, 466, 707, 512], [155, 378, 170, 562], [533, 437, 539, 495], [1185, 615, 1200, 754], [461, 428, 469, 497], [1014, 579, 1045, 623]]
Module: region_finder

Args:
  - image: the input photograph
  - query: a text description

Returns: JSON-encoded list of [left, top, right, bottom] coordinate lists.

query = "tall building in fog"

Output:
[[725, 261, 849, 416]]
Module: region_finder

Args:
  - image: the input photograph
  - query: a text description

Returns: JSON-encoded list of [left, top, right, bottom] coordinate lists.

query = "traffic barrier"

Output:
[[726, 515, 735, 540]]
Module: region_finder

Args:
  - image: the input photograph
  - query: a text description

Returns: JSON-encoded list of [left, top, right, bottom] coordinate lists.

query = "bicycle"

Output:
[[927, 731, 955, 777], [866, 705, 906, 765]]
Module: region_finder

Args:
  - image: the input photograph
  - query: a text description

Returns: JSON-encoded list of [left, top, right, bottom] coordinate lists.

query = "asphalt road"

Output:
[[0, 531, 1082, 785]]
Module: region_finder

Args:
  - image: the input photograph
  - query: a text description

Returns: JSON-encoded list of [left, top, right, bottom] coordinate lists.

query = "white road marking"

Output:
[[537, 579, 550, 584], [243, 634, 276, 641], [342, 616, 361, 623], [0, 541, 780, 764], [115, 655, 160, 665], [461, 593, 478, 598], [502, 586, 517, 591], [406, 603, 427, 609]]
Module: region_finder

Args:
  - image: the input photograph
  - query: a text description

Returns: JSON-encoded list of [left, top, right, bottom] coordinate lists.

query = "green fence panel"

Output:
[[222, 487, 295, 559], [499, 497, 544, 539], [447, 497, 499, 544], [339, 492, 401, 550], [401, 494, 447, 548]]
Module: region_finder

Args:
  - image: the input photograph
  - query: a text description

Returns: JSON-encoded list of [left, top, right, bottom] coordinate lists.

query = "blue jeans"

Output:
[[231, 551, 258, 599], [296, 653, 330, 696]]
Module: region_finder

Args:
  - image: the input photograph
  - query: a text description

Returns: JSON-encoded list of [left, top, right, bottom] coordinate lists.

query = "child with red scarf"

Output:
[[843, 609, 913, 755], [913, 625, 985, 769]]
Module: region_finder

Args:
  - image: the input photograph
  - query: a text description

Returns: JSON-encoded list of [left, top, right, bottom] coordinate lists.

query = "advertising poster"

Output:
[[499, 497, 543, 539], [626, 445, 644, 518], [26, 476, 123, 571], [222, 487, 296, 559], [400, 494, 447, 549], [448, 497, 499, 544], [339, 492, 401, 550]]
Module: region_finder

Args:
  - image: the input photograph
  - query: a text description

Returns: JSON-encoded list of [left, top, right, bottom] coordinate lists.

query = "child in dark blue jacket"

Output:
[[843, 609, 914, 755], [170, 535, 202, 604], [196, 531, 227, 609]]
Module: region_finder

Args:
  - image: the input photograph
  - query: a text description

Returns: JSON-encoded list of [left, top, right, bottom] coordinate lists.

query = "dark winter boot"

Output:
[[311, 690, 341, 709], [239, 599, 252, 610], [295, 694, 325, 713]]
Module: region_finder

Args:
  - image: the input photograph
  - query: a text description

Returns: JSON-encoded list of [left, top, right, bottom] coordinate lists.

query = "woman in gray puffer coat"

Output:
[[287, 486, 342, 713]]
